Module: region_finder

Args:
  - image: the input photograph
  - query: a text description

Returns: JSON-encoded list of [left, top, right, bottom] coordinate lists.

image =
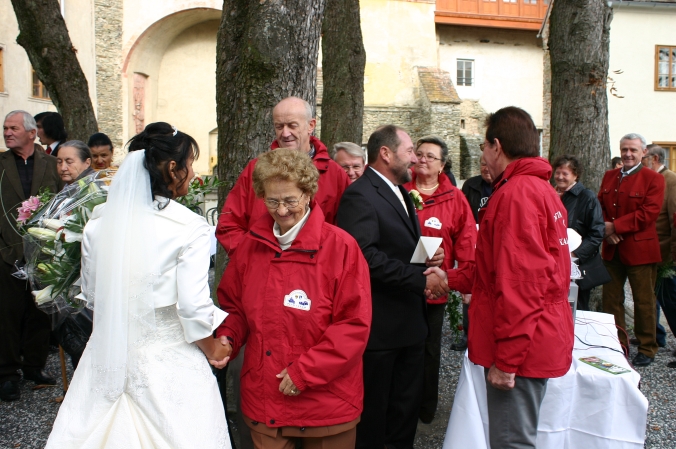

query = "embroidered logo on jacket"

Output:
[[284, 290, 312, 311], [424, 217, 442, 230]]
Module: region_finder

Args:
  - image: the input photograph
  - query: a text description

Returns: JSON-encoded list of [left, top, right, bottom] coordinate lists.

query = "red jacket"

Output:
[[403, 173, 476, 303], [598, 165, 664, 266], [216, 204, 371, 428], [468, 157, 573, 378], [215, 136, 350, 254]]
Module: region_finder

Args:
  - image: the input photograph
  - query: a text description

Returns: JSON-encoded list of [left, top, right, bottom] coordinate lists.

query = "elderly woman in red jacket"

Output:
[[403, 135, 477, 424], [217, 148, 371, 448]]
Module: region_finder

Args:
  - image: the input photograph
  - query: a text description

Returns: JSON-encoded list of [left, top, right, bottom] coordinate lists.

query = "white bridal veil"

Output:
[[89, 150, 159, 400]]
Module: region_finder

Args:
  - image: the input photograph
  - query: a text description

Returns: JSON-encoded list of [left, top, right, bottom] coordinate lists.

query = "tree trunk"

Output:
[[320, 0, 366, 149], [214, 0, 325, 282], [10, 0, 98, 141], [548, 0, 613, 193]]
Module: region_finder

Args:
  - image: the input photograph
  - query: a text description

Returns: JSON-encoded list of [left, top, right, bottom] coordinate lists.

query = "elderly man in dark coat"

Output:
[[1, 110, 62, 401]]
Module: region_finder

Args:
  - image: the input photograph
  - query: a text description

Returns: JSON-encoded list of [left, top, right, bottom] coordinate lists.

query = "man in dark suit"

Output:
[[1, 110, 62, 401], [34, 112, 67, 156], [338, 125, 449, 449]]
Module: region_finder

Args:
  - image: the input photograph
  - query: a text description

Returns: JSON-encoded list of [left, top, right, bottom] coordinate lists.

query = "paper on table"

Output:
[[410, 236, 443, 263]]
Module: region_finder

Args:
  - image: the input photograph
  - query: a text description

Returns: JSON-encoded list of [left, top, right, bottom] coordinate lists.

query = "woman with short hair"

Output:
[[402, 135, 476, 424], [217, 148, 371, 448], [552, 154, 605, 310]]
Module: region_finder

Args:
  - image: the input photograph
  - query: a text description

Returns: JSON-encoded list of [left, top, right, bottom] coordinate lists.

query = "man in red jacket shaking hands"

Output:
[[598, 133, 664, 367], [470, 107, 574, 449]]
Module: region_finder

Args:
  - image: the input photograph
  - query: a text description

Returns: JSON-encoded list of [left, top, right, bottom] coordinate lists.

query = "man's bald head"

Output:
[[272, 97, 316, 153]]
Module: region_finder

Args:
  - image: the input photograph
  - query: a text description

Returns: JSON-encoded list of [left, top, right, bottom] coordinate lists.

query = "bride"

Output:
[[46, 123, 232, 449]]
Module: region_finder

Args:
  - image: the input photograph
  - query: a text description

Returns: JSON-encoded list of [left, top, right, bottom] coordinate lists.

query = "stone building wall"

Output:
[[94, 0, 124, 152], [458, 99, 488, 178]]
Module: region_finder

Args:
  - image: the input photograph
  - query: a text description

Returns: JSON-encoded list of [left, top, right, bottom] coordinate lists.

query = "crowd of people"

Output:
[[0, 98, 674, 449]]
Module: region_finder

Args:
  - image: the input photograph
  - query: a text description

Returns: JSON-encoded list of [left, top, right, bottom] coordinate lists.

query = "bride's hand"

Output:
[[208, 337, 232, 369]]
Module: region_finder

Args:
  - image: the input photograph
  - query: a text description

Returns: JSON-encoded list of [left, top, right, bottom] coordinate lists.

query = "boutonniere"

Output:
[[409, 190, 424, 211]]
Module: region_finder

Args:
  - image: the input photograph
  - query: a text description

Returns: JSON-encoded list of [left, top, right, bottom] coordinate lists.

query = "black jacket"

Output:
[[461, 174, 491, 222], [559, 182, 604, 264], [337, 167, 428, 350]]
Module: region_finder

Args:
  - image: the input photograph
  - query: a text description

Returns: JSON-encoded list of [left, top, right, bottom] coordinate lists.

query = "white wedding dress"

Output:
[[46, 195, 231, 449]]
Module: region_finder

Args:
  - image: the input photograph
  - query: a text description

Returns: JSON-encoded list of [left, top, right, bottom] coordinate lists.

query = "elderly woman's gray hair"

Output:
[[333, 142, 365, 162], [60, 140, 93, 162], [416, 135, 449, 163]]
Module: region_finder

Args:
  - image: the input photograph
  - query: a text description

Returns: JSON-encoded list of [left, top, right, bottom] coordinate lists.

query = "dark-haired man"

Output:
[[471, 106, 573, 449], [600, 135, 665, 367], [34, 112, 68, 156], [1, 110, 62, 401], [337, 125, 448, 449]]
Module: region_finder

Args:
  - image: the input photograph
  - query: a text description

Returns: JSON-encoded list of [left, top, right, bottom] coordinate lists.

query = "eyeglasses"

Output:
[[264, 194, 304, 210], [415, 153, 442, 162]]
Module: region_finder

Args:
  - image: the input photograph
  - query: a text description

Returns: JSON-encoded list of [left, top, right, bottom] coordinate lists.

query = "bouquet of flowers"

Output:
[[15, 170, 114, 312]]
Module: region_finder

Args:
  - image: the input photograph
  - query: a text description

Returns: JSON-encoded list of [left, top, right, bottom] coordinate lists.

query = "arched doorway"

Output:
[[124, 8, 221, 176]]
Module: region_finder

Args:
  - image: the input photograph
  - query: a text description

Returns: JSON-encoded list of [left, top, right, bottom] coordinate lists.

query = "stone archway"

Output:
[[123, 8, 221, 176]]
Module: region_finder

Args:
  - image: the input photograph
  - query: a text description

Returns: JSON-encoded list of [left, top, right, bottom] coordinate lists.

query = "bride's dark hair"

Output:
[[126, 122, 199, 202]]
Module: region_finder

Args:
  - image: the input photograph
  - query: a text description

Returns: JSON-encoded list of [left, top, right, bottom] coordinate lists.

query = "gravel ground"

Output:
[[1, 300, 675, 449]]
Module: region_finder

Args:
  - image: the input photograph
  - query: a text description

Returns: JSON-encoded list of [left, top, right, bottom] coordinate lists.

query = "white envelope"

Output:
[[410, 236, 443, 263]]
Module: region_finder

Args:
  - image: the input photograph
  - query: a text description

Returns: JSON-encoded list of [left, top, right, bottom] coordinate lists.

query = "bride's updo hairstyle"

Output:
[[126, 122, 199, 202]]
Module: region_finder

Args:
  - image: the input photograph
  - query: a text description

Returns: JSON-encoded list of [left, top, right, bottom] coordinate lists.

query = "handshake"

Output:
[[423, 247, 449, 300], [204, 336, 233, 369]]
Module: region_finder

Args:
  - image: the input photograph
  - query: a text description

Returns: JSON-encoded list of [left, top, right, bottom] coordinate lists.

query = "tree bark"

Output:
[[214, 0, 325, 281], [10, 0, 98, 141], [548, 0, 613, 193], [320, 0, 366, 149]]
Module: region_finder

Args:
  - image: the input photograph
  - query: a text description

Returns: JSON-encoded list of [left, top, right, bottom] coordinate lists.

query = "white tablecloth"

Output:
[[443, 311, 648, 449]]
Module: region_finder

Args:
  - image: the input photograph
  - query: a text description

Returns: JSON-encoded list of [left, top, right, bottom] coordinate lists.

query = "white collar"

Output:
[[50, 141, 60, 150], [370, 166, 401, 197], [620, 162, 641, 176], [273, 207, 311, 251]]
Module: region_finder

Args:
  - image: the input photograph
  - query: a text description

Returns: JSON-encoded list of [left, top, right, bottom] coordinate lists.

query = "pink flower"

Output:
[[16, 196, 42, 225], [17, 207, 33, 224], [22, 196, 42, 212]]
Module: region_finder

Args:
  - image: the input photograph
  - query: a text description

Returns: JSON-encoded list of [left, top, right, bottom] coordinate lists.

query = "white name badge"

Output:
[[424, 217, 442, 230], [284, 290, 312, 311]]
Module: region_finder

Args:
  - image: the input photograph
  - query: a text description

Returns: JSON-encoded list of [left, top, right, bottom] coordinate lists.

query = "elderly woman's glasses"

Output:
[[264, 195, 304, 210]]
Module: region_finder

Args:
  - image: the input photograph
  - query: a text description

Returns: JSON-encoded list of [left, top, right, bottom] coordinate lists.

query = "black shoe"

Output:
[[450, 338, 468, 352], [0, 381, 20, 401], [22, 368, 56, 385], [667, 360, 676, 369], [419, 413, 435, 424], [629, 338, 639, 346], [632, 353, 654, 367]]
